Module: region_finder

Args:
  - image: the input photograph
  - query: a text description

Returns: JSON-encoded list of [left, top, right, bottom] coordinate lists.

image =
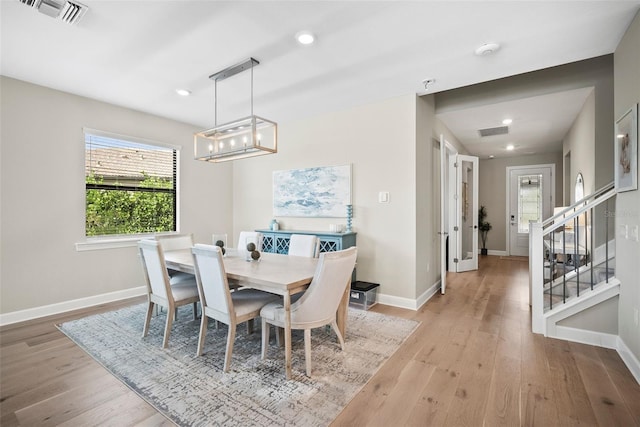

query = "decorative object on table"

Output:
[[273, 164, 352, 217], [58, 303, 419, 427], [478, 205, 492, 255], [246, 239, 261, 261], [194, 58, 277, 163], [215, 240, 227, 255], [614, 103, 638, 192], [346, 204, 353, 232], [269, 218, 279, 231]]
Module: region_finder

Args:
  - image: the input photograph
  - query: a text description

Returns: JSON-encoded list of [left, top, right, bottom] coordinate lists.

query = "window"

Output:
[[518, 174, 542, 233], [85, 130, 177, 237]]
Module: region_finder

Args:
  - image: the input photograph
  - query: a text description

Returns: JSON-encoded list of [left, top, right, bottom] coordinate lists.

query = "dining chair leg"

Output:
[[330, 320, 345, 351], [174, 308, 178, 321], [196, 314, 208, 356], [224, 323, 237, 372], [304, 328, 312, 377], [163, 307, 174, 348], [142, 301, 154, 337], [261, 319, 269, 359], [192, 302, 198, 320], [246, 319, 254, 334]]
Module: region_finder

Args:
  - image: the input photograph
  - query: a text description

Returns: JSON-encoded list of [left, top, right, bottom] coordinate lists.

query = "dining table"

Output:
[[163, 248, 350, 379]]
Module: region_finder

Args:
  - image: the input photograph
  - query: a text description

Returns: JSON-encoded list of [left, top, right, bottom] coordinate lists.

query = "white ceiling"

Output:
[[2, 1, 639, 156], [437, 87, 594, 158]]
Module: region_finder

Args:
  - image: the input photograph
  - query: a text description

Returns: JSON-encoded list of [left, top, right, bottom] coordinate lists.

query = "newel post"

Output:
[[529, 222, 545, 335]]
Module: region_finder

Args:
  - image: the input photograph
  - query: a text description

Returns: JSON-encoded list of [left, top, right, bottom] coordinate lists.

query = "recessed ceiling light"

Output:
[[475, 42, 501, 56], [176, 89, 191, 97], [296, 31, 315, 45], [489, 155, 495, 159], [502, 118, 512, 125], [506, 144, 515, 151]]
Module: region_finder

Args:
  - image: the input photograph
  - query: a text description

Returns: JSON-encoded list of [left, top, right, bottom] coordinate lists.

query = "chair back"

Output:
[[237, 231, 263, 252], [155, 233, 194, 252], [288, 234, 320, 258], [191, 244, 232, 316], [138, 239, 172, 301], [292, 247, 357, 324]]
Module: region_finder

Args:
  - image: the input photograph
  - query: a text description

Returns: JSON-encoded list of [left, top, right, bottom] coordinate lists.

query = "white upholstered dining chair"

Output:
[[155, 233, 195, 284], [138, 239, 200, 348], [237, 231, 263, 252], [260, 246, 357, 376], [288, 234, 320, 258], [191, 244, 279, 372]]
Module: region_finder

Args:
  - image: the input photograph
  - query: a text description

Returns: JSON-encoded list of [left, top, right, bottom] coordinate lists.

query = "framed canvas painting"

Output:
[[615, 104, 638, 192], [273, 165, 352, 217]]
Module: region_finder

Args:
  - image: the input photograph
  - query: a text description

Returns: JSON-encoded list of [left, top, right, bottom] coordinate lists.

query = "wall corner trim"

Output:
[[377, 280, 441, 311], [617, 336, 640, 385]]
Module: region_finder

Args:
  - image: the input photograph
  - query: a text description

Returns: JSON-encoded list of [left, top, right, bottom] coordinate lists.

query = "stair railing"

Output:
[[530, 182, 616, 334]]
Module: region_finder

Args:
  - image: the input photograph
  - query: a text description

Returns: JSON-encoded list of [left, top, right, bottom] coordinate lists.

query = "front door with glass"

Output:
[[508, 166, 554, 256]]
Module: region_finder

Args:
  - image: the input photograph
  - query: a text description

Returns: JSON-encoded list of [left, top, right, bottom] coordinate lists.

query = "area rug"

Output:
[[58, 304, 419, 426]]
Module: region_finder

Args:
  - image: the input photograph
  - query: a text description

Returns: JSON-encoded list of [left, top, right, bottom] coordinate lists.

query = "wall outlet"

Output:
[[378, 191, 389, 203]]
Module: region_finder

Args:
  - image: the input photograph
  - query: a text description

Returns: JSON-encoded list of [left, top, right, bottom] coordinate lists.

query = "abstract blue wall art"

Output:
[[273, 165, 352, 217]]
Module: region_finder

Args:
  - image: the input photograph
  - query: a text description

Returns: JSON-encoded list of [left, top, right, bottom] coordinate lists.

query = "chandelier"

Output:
[[194, 58, 277, 163]]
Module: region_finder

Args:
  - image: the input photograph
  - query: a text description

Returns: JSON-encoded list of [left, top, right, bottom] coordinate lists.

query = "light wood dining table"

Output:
[[163, 248, 350, 379]]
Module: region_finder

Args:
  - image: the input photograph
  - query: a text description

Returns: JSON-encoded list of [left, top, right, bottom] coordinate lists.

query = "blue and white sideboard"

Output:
[[255, 229, 356, 255]]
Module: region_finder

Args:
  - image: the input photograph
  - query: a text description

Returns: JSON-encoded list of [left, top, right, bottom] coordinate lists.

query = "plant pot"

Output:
[[481, 248, 488, 256]]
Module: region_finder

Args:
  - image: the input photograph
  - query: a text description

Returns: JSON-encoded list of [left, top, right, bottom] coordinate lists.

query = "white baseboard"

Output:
[[416, 280, 441, 310], [554, 325, 618, 349], [377, 280, 440, 311], [487, 250, 508, 256], [0, 286, 147, 326], [617, 336, 640, 385], [547, 325, 640, 386]]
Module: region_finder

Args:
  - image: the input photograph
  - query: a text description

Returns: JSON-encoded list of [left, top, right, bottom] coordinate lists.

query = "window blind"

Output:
[[85, 131, 177, 236]]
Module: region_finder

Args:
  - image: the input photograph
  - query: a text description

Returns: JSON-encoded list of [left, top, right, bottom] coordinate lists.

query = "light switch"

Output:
[[378, 191, 389, 203], [618, 224, 628, 239], [630, 225, 639, 242]]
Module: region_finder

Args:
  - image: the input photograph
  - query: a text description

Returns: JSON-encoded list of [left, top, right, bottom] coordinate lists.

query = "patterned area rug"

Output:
[[58, 304, 419, 426]]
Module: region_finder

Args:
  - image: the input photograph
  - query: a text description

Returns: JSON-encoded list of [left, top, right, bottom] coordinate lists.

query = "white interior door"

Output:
[[439, 135, 450, 294], [508, 166, 554, 256], [455, 155, 479, 272]]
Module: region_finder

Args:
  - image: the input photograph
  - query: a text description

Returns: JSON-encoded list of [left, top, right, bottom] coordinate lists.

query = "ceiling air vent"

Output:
[[17, 0, 88, 25], [478, 126, 509, 137]]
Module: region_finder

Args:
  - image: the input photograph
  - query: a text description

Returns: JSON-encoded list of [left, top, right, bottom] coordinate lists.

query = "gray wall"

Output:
[[614, 10, 640, 363], [231, 94, 436, 304], [0, 77, 234, 314], [478, 153, 563, 252], [435, 56, 614, 254], [563, 89, 596, 202]]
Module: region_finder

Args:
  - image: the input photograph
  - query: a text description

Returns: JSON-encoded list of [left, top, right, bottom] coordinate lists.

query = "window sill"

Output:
[[75, 233, 178, 252]]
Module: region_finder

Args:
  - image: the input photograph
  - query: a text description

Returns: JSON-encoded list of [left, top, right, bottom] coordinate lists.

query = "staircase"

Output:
[[530, 182, 618, 335]]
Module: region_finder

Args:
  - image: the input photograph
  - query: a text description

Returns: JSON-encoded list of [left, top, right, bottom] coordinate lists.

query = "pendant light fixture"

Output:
[[194, 58, 277, 163]]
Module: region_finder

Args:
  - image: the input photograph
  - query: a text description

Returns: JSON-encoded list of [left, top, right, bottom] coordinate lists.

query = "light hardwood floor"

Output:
[[2, 256, 639, 426]]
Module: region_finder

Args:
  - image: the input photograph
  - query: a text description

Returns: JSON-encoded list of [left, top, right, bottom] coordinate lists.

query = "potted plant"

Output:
[[478, 206, 492, 255]]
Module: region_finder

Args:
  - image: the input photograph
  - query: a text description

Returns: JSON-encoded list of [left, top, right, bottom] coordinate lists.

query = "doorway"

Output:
[[439, 136, 457, 294], [506, 164, 554, 256], [455, 155, 479, 271]]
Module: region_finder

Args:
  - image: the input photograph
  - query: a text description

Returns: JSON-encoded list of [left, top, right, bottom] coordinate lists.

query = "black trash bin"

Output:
[[349, 281, 379, 310]]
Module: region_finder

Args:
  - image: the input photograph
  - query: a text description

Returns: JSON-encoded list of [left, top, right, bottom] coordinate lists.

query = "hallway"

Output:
[[333, 255, 640, 426]]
